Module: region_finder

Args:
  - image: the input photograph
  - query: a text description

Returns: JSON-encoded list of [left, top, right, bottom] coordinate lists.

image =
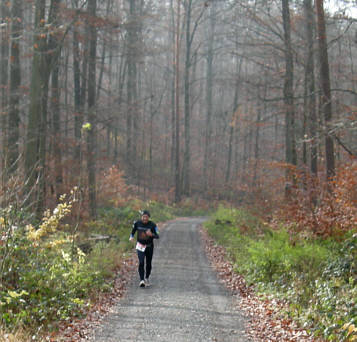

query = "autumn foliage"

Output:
[[97, 165, 130, 207], [274, 160, 357, 237]]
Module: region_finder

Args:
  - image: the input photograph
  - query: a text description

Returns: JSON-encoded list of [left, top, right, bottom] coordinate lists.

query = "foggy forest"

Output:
[[0, 0, 356, 341]]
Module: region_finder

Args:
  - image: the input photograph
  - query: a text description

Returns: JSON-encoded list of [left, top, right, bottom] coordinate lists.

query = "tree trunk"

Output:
[[114, 57, 126, 164], [282, 0, 296, 194], [126, 0, 138, 166], [315, 0, 335, 180], [51, 60, 63, 200], [242, 128, 249, 182], [170, 0, 176, 183], [1, 0, 9, 189], [25, 0, 47, 213], [304, 0, 317, 176], [174, 0, 181, 203], [253, 96, 262, 186], [149, 94, 154, 190], [8, 0, 22, 175], [73, 2, 82, 161], [25, 0, 62, 215], [96, 40, 106, 102], [203, 3, 215, 192], [87, 0, 97, 218], [106, 34, 113, 159], [225, 124, 233, 184], [182, 0, 192, 196], [228, 51, 242, 184]]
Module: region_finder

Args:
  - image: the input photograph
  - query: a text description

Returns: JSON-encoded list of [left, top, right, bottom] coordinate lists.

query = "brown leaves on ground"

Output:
[[200, 227, 324, 342]]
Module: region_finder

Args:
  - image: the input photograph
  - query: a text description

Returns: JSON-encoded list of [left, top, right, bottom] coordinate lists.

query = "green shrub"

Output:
[[204, 206, 357, 341]]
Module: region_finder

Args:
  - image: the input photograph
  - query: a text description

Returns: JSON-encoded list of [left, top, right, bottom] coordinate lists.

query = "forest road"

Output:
[[92, 217, 247, 342]]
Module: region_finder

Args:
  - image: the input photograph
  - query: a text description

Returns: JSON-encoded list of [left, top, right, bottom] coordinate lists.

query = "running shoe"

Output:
[[139, 280, 145, 287], [145, 278, 150, 287]]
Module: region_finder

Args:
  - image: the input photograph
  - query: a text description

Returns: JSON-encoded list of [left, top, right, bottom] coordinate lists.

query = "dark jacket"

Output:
[[130, 220, 159, 246]]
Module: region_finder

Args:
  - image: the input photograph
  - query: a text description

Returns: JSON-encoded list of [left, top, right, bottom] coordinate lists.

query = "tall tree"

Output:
[[174, 0, 181, 203], [170, 0, 176, 182], [282, 0, 296, 192], [203, 2, 216, 192], [182, 0, 192, 196], [73, 0, 83, 161], [51, 56, 63, 200], [87, 0, 97, 218], [25, 0, 47, 213], [315, 0, 335, 179], [1, 0, 10, 181], [226, 48, 242, 184], [182, 0, 205, 195], [303, 0, 317, 176], [7, 0, 22, 175], [126, 0, 138, 166], [25, 0, 62, 215]]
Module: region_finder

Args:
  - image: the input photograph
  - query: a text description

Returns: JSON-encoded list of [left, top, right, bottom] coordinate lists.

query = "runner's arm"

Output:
[[129, 221, 137, 240], [152, 225, 159, 239]]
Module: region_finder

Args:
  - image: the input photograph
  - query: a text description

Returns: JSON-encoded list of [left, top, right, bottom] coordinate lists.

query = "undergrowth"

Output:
[[0, 194, 207, 340], [205, 205, 357, 341]]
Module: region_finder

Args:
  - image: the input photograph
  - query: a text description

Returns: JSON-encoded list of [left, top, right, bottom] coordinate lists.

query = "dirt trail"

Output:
[[92, 218, 247, 342]]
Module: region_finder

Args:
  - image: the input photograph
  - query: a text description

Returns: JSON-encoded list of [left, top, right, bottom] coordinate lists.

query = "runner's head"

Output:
[[141, 210, 150, 223]]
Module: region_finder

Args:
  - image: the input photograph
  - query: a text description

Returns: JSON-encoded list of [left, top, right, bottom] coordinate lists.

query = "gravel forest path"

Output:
[[92, 217, 247, 342]]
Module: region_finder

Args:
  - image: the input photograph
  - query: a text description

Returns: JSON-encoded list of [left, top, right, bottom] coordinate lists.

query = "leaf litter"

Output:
[[200, 227, 324, 342]]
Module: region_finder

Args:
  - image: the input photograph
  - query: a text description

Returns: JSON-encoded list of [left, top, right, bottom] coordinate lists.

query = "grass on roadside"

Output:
[[204, 205, 357, 341], [0, 328, 46, 342]]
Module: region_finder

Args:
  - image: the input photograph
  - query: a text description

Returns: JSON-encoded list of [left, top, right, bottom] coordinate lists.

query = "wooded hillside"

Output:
[[0, 1, 356, 341], [0, 0, 355, 217]]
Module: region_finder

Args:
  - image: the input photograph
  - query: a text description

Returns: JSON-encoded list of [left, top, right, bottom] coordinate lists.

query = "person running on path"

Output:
[[129, 210, 159, 287]]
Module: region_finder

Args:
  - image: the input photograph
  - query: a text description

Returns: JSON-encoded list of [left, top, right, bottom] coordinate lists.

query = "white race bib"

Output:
[[136, 242, 146, 252]]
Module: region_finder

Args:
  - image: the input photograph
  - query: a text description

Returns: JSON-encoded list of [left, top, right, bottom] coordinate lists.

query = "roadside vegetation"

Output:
[[0, 195, 209, 340], [205, 205, 356, 341]]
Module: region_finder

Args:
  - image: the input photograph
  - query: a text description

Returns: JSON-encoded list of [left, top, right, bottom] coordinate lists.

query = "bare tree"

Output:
[[25, 0, 62, 216], [203, 1, 216, 192], [282, 0, 296, 192], [175, 0, 181, 203], [1, 0, 10, 184], [7, 0, 22, 175], [303, 0, 317, 176], [87, 0, 97, 218], [315, 0, 335, 180]]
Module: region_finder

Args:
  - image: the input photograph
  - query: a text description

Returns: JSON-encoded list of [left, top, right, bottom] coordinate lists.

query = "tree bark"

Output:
[[126, 0, 138, 166], [87, 0, 97, 218], [73, 0, 82, 161], [25, 0, 62, 215], [253, 91, 262, 187], [315, 0, 335, 180], [1, 0, 10, 188], [114, 57, 126, 164], [8, 0, 22, 175], [174, 0, 181, 203], [25, 0, 47, 213], [182, 0, 192, 196], [227, 50, 242, 184], [303, 0, 318, 176], [225, 124, 233, 184], [203, 3, 215, 192], [282, 0, 296, 195], [170, 0, 176, 183], [51, 59, 63, 200]]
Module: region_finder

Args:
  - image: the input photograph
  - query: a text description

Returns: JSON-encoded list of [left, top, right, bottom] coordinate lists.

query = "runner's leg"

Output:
[[145, 245, 154, 279], [137, 250, 145, 281]]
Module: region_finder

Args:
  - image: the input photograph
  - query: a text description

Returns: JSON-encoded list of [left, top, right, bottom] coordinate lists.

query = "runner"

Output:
[[129, 210, 159, 287]]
